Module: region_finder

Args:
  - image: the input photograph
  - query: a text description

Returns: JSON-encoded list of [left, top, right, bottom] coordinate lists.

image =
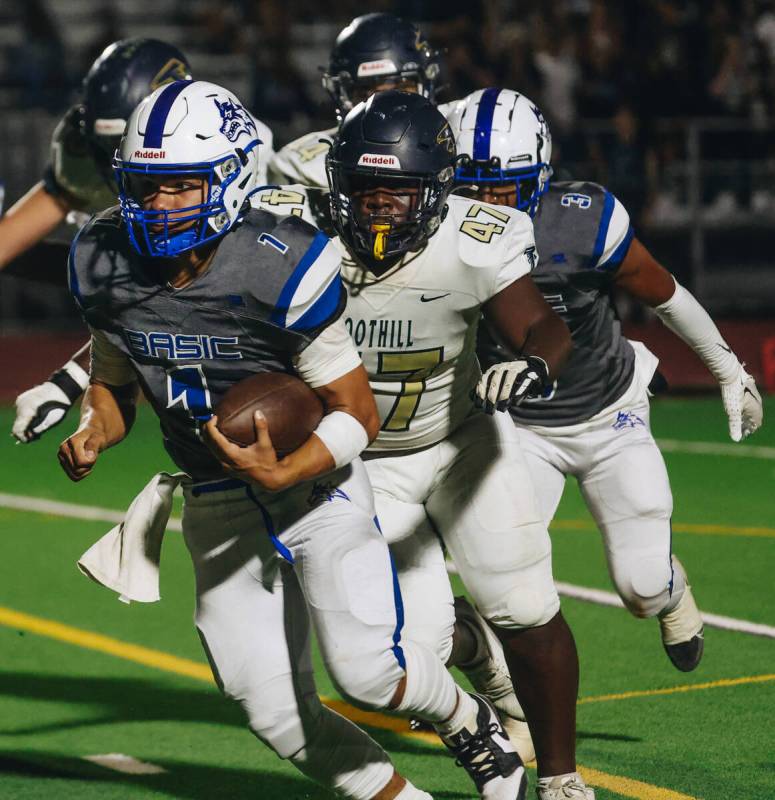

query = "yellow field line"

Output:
[[551, 519, 775, 539], [0, 604, 742, 799], [579, 673, 775, 705]]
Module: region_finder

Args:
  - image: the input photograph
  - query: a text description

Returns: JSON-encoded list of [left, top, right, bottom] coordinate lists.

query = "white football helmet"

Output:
[[449, 88, 552, 216], [114, 80, 261, 256]]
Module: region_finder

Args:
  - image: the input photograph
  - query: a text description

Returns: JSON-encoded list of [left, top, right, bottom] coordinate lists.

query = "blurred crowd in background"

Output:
[[1, 0, 774, 317]]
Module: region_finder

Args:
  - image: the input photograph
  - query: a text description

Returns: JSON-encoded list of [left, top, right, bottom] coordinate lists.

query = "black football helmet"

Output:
[[327, 91, 455, 265], [322, 13, 440, 115], [80, 38, 192, 179]]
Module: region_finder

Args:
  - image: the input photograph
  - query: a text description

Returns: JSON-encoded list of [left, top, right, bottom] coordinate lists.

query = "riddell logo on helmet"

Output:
[[356, 59, 398, 77], [357, 153, 401, 169], [134, 150, 167, 159]]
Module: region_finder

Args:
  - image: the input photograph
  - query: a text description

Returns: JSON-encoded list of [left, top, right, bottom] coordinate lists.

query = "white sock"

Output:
[[433, 687, 479, 740], [395, 640, 459, 723], [394, 779, 433, 799], [538, 772, 583, 789]]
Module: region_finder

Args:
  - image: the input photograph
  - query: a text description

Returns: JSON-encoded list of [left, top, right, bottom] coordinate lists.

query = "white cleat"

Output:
[[454, 596, 536, 763], [440, 693, 527, 800], [658, 558, 704, 672], [536, 772, 595, 799]]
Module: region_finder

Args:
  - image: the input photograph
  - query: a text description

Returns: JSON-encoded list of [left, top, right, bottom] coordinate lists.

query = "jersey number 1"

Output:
[[167, 365, 212, 426]]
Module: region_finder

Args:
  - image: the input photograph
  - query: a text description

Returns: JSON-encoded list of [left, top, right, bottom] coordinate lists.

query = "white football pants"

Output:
[[515, 342, 684, 619], [365, 409, 559, 663], [180, 461, 403, 799]]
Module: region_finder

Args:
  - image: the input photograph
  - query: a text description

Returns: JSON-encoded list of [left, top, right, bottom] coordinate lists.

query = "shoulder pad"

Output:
[[250, 183, 316, 224], [238, 211, 343, 332], [446, 195, 535, 270], [268, 128, 335, 188], [549, 180, 608, 210], [67, 208, 125, 312]]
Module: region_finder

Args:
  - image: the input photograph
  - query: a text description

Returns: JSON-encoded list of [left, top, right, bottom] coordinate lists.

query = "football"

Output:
[[215, 372, 324, 456]]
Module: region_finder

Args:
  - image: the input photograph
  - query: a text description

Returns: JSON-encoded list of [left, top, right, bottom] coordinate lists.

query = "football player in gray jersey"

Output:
[[58, 79, 527, 800], [450, 90, 763, 684], [7, 39, 193, 441], [9, 39, 274, 445]]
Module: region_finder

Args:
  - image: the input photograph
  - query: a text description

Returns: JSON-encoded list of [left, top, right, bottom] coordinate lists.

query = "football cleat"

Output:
[[536, 773, 595, 799], [440, 693, 527, 799], [658, 558, 704, 672], [455, 596, 536, 763]]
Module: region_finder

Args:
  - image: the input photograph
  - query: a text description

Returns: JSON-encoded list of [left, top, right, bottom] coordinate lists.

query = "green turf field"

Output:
[[0, 397, 773, 800]]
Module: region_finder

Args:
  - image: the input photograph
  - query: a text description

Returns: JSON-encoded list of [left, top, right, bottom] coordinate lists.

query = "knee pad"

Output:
[[289, 705, 394, 800], [613, 553, 676, 619], [325, 647, 405, 711], [487, 581, 560, 629], [243, 685, 322, 759]]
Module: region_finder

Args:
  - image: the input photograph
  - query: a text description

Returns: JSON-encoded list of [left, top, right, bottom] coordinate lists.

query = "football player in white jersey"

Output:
[[449, 88, 763, 687], [321, 90, 596, 800], [269, 13, 455, 190], [59, 79, 527, 800], [9, 39, 274, 444]]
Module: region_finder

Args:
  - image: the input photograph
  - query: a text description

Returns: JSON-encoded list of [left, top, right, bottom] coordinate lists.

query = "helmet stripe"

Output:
[[472, 88, 500, 161], [143, 80, 190, 148]]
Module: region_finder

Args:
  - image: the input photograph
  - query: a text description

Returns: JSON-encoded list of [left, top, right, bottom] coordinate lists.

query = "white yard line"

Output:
[[656, 438, 775, 459], [83, 753, 167, 775], [3, 490, 772, 638], [0, 492, 182, 531], [554, 581, 775, 639]]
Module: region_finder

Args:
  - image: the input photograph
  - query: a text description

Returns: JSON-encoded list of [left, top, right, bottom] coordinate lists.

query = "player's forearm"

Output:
[[653, 277, 741, 383], [521, 310, 572, 382], [78, 382, 137, 448], [0, 183, 69, 270]]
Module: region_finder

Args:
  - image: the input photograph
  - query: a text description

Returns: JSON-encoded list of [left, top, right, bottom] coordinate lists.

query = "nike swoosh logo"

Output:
[[420, 293, 450, 302], [743, 387, 759, 401], [717, 343, 732, 353]]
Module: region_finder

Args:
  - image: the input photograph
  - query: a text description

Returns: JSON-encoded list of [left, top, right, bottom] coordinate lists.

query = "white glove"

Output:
[[720, 366, 763, 442], [12, 360, 89, 443], [474, 356, 549, 414]]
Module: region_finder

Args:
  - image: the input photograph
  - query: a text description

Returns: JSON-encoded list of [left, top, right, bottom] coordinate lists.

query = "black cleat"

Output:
[[440, 693, 527, 799], [664, 632, 704, 672]]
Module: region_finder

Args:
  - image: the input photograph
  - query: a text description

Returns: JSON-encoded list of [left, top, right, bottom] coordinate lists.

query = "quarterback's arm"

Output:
[[476, 275, 572, 412], [615, 237, 762, 441], [0, 183, 70, 270], [204, 320, 379, 492], [58, 331, 139, 481]]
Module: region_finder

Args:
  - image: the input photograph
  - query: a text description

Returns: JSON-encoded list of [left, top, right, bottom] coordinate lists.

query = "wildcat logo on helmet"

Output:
[[357, 153, 401, 168], [150, 58, 190, 90], [214, 98, 257, 143]]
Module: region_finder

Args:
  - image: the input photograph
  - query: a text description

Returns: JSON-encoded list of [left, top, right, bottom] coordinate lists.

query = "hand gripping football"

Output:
[[215, 372, 324, 457]]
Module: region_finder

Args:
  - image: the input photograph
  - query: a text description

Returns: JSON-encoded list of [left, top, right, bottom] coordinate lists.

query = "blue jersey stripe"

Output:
[[589, 191, 616, 268], [289, 274, 342, 331], [143, 80, 190, 149], [270, 231, 330, 328], [597, 224, 634, 271], [67, 224, 88, 309], [472, 88, 500, 162]]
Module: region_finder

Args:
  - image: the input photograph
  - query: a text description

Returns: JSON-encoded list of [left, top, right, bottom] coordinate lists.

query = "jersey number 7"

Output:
[[378, 348, 443, 431]]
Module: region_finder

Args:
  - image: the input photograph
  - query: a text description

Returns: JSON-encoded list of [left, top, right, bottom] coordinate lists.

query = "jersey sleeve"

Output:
[[490, 210, 538, 298], [590, 192, 633, 272], [292, 317, 362, 388], [90, 326, 136, 386], [268, 221, 345, 334], [267, 130, 334, 189]]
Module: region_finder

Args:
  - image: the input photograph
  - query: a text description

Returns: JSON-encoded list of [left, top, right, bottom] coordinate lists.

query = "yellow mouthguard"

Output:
[[372, 224, 391, 260]]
